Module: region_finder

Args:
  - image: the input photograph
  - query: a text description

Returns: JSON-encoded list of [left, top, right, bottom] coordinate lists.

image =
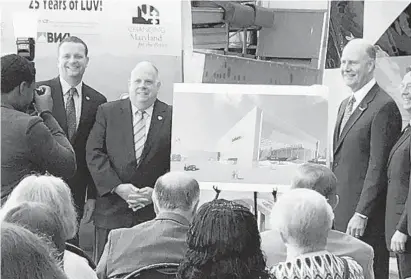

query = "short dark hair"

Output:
[[1, 54, 36, 94], [154, 172, 200, 211], [58, 36, 88, 56]]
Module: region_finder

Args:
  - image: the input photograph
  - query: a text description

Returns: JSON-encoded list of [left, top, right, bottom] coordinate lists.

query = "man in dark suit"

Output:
[[86, 61, 172, 263], [332, 38, 402, 279], [96, 172, 199, 279], [388, 69, 411, 279], [37, 36, 107, 245], [1, 54, 76, 202]]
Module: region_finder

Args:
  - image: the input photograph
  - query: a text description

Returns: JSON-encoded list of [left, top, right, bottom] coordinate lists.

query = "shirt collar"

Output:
[[131, 102, 154, 117], [351, 78, 376, 101], [60, 76, 83, 97]]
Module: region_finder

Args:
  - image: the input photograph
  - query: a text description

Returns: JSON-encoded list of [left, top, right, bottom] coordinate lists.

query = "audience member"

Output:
[[1, 54, 76, 203], [96, 171, 200, 279], [261, 163, 374, 279], [177, 199, 270, 279], [3, 202, 66, 260], [269, 188, 364, 279], [1, 174, 97, 279], [1, 222, 68, 279]]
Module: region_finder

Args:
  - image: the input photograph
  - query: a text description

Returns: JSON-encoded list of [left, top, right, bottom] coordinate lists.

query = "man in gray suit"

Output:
[[332, 39, 402, 279], [1, 54, 76, 202], [96, 172, 199, 279]]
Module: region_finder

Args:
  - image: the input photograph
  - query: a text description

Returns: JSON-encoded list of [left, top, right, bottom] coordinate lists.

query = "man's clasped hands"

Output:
[[114, 183, 154, 211]]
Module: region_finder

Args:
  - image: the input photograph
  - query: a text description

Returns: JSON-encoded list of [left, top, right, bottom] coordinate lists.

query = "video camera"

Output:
[[16, 37, 44, 96]]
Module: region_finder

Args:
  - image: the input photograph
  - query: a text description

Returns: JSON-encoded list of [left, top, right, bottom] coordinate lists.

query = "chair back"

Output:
[[65, 242, 96, 270], [122, 263, 180, 279]]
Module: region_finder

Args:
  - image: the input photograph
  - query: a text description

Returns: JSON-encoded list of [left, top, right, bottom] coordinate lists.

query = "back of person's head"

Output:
[[153, 172, 200, 216], [3, 202, 66, 255], [2, 174, 78, 240], [271, 188, 334, 252], [177, 199, 269, 279], [291, 163, 339, 208], [1, 54, 36, 94], [1, 222, 68, 279]]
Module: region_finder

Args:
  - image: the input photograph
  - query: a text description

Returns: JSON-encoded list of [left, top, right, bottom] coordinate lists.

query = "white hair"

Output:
[[271, 188, 334, 249], [1, 174, 78, 240]]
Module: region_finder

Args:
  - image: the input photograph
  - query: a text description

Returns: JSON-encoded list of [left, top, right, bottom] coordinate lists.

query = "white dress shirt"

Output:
[[131, 103, 154, 137], [60, 76, 82, 129], [351, 78, 376, 112]]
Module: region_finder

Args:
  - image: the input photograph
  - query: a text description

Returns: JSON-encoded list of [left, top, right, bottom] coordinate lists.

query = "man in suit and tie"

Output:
[[1, 54, 76, 202], [332, 38, 402, 279], [86, 61, 172, 263], [37, 36, 107, 245], [96, 172, 199, 279], [388, 68, 411, 279]]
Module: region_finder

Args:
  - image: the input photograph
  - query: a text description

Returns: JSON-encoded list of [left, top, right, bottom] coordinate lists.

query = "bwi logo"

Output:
[[37, 32, 70, 43], [132, 4, 160, 25]]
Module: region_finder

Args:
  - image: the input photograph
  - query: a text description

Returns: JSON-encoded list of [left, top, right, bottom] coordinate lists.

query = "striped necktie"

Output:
[[133, 110, 146, 162], [66, 88, 77, 141], [339, 95, 356, 136]]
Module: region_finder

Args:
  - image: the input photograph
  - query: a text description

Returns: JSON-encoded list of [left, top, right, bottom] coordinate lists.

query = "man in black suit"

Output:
[[37, 36, 107, 245], [389, 68, 411, 279], [332, 38, 402, 279], [86, 61, 172, 263]]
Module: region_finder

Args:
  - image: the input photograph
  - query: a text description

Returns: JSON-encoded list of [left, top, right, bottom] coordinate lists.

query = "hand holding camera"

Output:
[[33, 85, 53, 113]]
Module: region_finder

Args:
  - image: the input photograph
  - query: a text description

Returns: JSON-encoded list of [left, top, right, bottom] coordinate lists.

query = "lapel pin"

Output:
[[158, 115, 163, 121], [85, 96, 90, 101]]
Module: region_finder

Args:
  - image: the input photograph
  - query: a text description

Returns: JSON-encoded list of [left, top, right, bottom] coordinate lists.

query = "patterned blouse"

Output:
[[269, 251, 364, 279]]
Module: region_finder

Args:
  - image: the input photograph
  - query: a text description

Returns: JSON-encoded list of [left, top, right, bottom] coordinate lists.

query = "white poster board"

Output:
[[172, 83, 329, 230]]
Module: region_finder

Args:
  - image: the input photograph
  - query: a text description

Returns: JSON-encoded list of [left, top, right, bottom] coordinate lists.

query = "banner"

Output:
[[1, 0, 183, 102]]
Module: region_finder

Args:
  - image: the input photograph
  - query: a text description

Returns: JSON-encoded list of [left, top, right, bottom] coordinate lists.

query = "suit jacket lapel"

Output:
[[387, 126, 410, 166], [120, 99, 137, 169], [333, 98, 348, 149], [50, 77, 68, 135], [136, 99, 167, 169], [334, 84, 379, 154]]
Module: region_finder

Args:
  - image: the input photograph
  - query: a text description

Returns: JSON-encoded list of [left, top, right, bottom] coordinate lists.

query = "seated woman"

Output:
[[269, 188, 364, 279], [177, 199, 270, 279], [3, 201, 66, 261], [1, 222, 68, 279], [1, 174, 97, 279]]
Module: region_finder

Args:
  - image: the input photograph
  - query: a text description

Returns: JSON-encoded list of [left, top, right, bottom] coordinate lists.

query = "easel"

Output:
[[212, 185, 277, 218]]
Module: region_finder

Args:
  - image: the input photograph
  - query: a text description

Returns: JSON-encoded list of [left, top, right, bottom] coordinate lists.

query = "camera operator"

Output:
[[1, 54, 77, 204]]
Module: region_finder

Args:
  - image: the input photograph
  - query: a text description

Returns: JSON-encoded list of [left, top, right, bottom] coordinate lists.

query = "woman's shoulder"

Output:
[[64, 250, 97, 279]]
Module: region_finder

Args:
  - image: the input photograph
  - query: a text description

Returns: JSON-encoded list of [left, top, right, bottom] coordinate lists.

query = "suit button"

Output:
[[333, 162, 338, 168]]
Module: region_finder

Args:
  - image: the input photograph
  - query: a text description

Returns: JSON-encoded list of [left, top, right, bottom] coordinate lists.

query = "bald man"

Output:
[[332, 39, 402, 279], [86, 61, 173, 263], [96, 172, 199, 279]]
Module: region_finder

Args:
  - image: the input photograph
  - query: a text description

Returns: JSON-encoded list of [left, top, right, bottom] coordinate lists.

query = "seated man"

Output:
[[261, 163, 375, 279], [96, 172, 200, 279]]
